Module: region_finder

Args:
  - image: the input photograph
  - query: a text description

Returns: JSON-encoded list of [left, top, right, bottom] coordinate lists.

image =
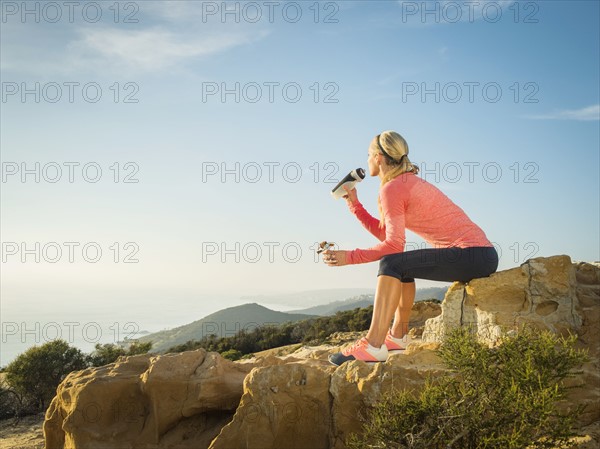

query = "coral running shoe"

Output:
[[328, 337, 388, 366], [384, 330, 412, 354]]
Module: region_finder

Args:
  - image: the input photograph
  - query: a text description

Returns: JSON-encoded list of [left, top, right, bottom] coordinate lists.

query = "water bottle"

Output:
[[331, 168, 365, 200]]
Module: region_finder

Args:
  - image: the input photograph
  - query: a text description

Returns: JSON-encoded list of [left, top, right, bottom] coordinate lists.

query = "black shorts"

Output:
[[377, 246, 499, 283]]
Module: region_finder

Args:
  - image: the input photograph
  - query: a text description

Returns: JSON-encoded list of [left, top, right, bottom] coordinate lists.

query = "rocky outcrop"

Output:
[[43, 350, 258, 449], [43, 255, 600, 449], [422, 255, 586, 344], [210, 360, 335, 449], [420, 255, 600, 429]]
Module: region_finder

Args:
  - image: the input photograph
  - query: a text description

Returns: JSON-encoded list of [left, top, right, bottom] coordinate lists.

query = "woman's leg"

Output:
[[366, 275, 404, 348], [391, 281, 416, 338], [330, 247, 499, 364], [372, 246, 499, 345], [378, 247, 499, 285]]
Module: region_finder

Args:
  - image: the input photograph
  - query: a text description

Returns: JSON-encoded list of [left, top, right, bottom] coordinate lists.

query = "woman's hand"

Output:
[[342, 185, 359, 206], [322, 249, 349, 267]]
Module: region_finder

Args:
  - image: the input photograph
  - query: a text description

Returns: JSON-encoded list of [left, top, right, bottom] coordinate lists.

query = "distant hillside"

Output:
[[241, 288, 374, 308], [289, 287, 448, 316], [288, 294, 375, 316], [138, 303, 316, 353], [415, 287, 447, 302]]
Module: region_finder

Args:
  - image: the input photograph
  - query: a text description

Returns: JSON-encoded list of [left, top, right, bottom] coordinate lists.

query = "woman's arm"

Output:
[[346, 184, 407, 264], [348, 201, 386, 241], [343, 186, 386, 241]]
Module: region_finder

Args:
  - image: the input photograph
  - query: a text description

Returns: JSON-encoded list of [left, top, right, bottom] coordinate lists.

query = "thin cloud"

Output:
[[523, 105, 600, 122], [69, 26, 269, 73], [1, 4, 271, 77]]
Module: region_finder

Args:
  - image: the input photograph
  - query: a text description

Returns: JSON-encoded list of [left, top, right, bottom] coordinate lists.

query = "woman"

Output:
[[324, 130, 498, 366]]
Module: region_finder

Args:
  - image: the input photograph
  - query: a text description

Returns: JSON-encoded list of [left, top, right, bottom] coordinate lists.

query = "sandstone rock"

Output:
[[421, 281, 475, 341], [574, 262, 600, 359], [43, 256, 600, 449], [423, 255, 584, 344], [43, 350, 267, 449], [570, 261, 600, 427], [210, 363, 335, 449], [44, 353, 153, 449]]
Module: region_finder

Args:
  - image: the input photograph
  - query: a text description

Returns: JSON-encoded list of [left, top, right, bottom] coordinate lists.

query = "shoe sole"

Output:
[[328, 357, 384, 367], [387, 348, 407, 354]]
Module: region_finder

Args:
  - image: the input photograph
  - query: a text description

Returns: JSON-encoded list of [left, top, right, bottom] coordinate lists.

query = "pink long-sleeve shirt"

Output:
[[346, 172, 493, 265]]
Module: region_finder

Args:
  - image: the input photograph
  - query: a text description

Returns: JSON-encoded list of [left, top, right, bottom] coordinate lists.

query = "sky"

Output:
[[1, 1, 599, 351]]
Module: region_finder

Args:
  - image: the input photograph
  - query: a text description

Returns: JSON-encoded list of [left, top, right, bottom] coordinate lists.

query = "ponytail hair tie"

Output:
[[377, 134, 407, 164]]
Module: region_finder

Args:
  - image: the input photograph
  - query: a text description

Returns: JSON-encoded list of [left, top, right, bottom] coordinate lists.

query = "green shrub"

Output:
[[0, 383, 23, 419], [347, 326, 589, 449], [86, 343, 127, 367], [125, 340, 153, 356], [4, 340, 88, 410], [87, 341, 153, 367], [220, 349, 243, 361]]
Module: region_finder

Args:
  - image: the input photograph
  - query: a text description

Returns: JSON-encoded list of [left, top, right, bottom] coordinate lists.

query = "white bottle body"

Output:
[[331, 168, 365, 200]]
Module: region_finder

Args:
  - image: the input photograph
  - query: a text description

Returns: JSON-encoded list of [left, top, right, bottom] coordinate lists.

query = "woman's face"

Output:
[[367, 139, 381, 176]]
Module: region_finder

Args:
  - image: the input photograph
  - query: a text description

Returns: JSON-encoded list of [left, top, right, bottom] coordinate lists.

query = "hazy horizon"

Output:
[[0, 285, 449, 366]]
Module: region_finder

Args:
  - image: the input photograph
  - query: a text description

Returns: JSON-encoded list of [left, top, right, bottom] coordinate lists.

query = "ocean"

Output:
[[0, 297, 305, 367]]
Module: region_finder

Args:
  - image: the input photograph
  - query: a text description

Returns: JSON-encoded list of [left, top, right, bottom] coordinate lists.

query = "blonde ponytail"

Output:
[[375, 130, 419, 228]]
